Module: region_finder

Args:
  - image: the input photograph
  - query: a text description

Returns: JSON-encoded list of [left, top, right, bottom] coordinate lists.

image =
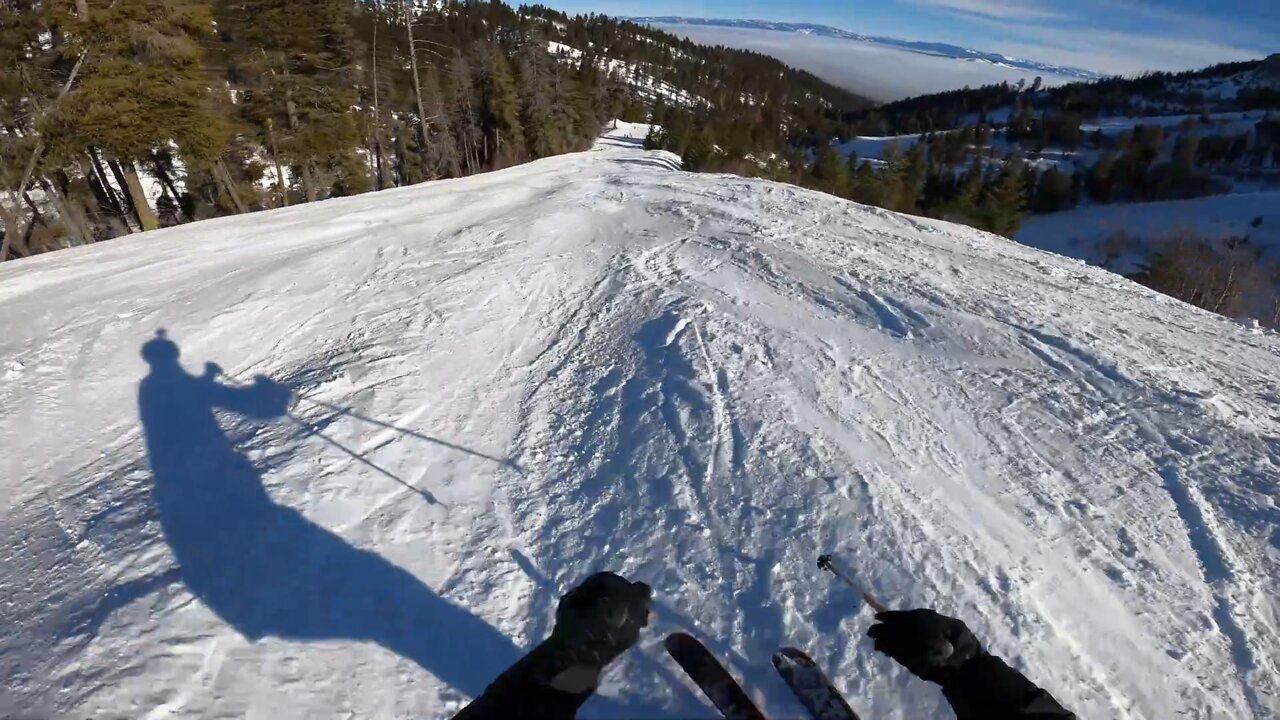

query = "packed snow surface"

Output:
[[2, 123, 1278, 719]]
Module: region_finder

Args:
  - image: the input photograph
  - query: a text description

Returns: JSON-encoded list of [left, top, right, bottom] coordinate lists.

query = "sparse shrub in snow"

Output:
[[1128, 230, 1277, 326]]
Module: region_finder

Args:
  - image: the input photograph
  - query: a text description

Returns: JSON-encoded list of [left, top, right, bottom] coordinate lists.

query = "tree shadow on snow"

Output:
[[136, 330, 522, 700]]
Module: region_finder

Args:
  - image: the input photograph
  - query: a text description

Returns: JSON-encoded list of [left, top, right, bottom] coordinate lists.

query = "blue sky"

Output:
[[541, 0, 1277, 75]]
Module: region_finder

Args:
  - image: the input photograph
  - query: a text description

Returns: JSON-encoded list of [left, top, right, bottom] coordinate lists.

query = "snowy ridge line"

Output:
[[0, 124, 1276, 718]]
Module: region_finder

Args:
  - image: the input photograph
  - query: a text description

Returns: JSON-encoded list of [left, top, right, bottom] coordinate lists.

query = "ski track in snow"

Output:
[[1, 122, 1278, 719]]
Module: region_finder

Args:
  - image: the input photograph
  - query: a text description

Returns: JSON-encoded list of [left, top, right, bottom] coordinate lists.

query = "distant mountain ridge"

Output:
[[630, 17, 1104, 81]]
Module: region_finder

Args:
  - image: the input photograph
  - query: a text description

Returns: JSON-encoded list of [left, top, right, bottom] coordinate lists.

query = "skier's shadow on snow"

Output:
[[136, 331, 522, 700]]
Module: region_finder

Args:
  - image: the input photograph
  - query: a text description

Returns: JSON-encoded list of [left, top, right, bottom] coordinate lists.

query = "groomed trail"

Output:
[[1, 123, 1277, 719]]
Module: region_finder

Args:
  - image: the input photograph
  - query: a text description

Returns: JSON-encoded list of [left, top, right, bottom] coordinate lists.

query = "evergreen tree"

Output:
[[981, 165, 1029, 237], [1031, 167, 1076, 213], [517, 27, 558, 160], [234, 0, 362, 202], [948, 158, 985, 222], [813, 146, 850, 197], [422, 65, 462, 178], [849, 161, 884, 207], [682, 120, 717, 171], [446, 52, 483, 175], [49, 0, 229, 231], [478, 46, 522, 167], [643, 124, 665, 150]]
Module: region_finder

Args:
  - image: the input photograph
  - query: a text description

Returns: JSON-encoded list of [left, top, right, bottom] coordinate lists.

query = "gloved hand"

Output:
[[867, 609, 982, 683], [550, 572, 652, 669]]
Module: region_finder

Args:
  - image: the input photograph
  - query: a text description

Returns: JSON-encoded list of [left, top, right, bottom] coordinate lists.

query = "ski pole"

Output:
[[818, 554, 888, 613]]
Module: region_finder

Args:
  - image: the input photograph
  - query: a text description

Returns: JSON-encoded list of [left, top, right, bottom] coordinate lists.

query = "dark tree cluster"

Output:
[[787, 140, 1035, 238], [0, 0, 871, 261]]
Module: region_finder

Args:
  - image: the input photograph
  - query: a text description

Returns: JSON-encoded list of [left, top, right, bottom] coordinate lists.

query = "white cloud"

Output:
[[650, 25, 1079, 102], [905, 0, 1067, 22], [909, 0, 1268, 75], [970, 14, 1266, 76]]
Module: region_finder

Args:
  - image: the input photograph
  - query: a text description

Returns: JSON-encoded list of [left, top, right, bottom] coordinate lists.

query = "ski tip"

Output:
[[772, 647, 812, 663], [664, 632, 698, 652]]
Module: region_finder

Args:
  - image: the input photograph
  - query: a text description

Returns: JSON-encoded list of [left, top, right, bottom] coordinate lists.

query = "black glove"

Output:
[[550, 572, 652, 668], [452, 574, 652, 718], [867, 609, 982, 683]]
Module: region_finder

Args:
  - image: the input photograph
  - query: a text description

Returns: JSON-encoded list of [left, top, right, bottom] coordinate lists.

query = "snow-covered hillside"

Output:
[[1018, 190, 1280, 267], [2, 124, 1278, 720]]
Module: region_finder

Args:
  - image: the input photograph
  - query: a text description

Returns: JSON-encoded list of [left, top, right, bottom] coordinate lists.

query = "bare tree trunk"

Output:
[[150, 161, 188, 222], [107, 158, 138, 221], [2, 54, 86, 262], [38, 176, 94, 243], [19, 218, 36, 255], [264, 118, 289, 207], [87, 147, 127, 218], [280, 68, 317, 202], [401, 0, 432, 180], [14, 191, 44, 256], [1211, 264, 1236, 314], [120, 162, 159, 232], [216, 159, 249, 214], [0, 200, 16, 262], [371, 19, 388, 190]]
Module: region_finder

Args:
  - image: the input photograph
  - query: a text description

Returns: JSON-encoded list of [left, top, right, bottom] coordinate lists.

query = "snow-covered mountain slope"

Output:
[[1018, 190, 1280, 266], [2, 124, 1279, 720]]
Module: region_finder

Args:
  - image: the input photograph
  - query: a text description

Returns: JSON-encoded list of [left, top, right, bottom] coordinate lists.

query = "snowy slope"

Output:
[[2, 123, 1279, 720], [1018, 190, 1280, 263]]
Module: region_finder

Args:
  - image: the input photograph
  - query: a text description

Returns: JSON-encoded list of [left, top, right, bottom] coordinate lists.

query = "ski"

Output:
[[772, 647, 861, 720], [664, 632, 768, 720]]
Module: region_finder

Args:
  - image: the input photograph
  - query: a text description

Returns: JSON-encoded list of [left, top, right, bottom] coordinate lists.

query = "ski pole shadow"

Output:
[[136, 330, 522, 699]]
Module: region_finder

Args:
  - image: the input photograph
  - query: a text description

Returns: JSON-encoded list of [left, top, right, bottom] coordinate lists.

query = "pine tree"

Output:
[[813, 146, 850, 197], [446, 52, 483, 175], [478, 46, 522, 167], [422, 65, 461, 177], [235, 0, 362, 202], [1031, 167, 1077, 213], [981, 165, 1029, 237], [643, 124, 665, 151], [682, 120, 717, 171], [940, 158, 984, 226], [1087, 151, 1117, 203], [517, 27, 558, 159], [895, 144, 928, 212], [48, 0, 230, 232], [1, 0, 64, 258], [849, 161, 884, 207]]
